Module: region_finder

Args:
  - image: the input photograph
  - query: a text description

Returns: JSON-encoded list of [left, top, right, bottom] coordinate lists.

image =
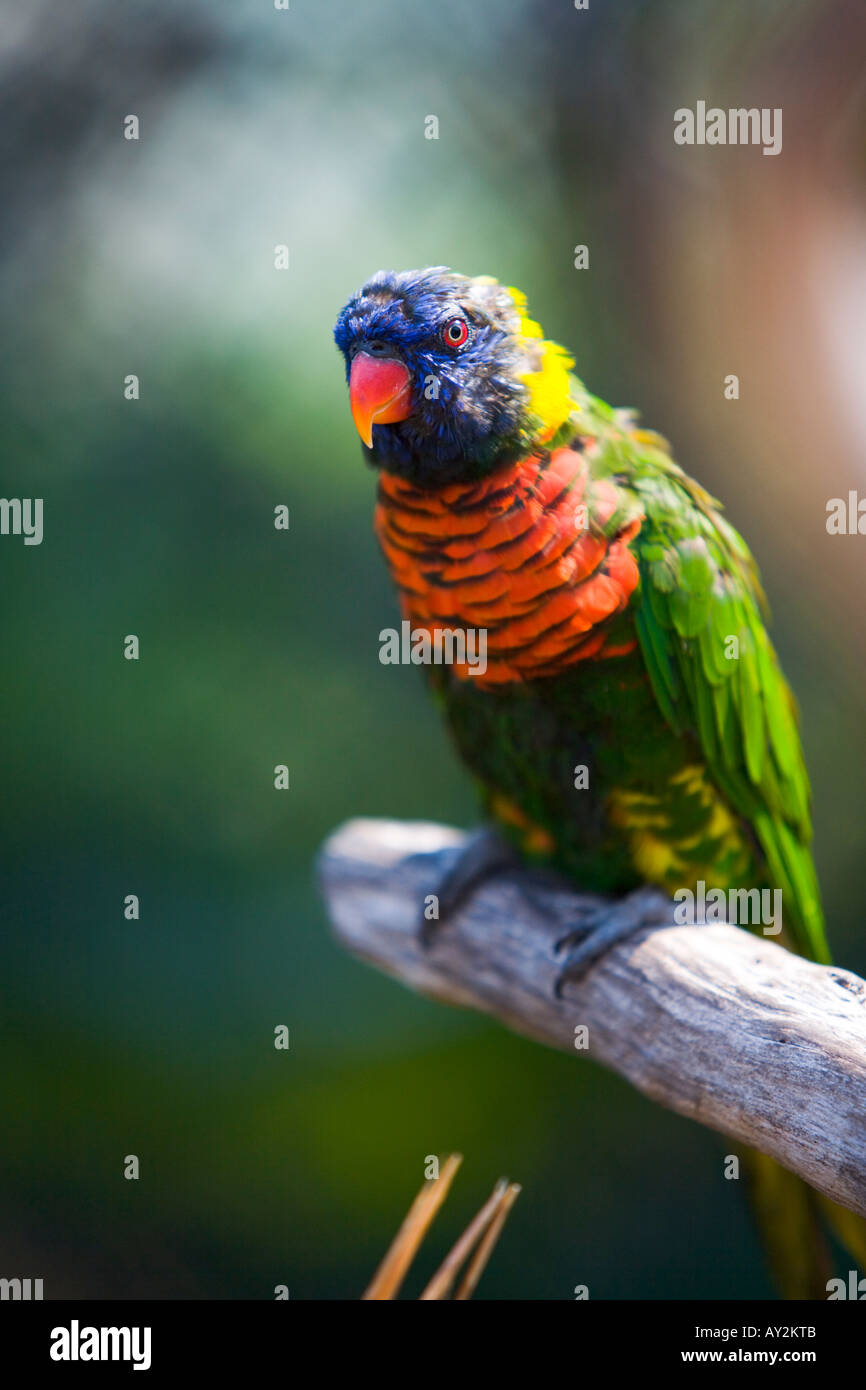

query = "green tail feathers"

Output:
[[743, 1149, 866, 1299]]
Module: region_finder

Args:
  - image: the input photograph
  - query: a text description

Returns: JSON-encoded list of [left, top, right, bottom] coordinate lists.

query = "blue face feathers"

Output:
[[334, 267, 545, 486]]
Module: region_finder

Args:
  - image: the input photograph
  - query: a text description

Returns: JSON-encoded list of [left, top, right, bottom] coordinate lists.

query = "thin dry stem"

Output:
[[362, 1153, 463, 1300], [454, 1183, 522, 1300], [419, 1178, 510, 1301]]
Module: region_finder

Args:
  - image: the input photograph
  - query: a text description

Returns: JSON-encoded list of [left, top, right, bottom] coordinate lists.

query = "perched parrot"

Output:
[[334, 266, 862, 1298]]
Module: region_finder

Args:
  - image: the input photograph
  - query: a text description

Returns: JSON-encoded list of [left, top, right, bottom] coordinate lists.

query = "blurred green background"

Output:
[[2, 0, 865, 1299]]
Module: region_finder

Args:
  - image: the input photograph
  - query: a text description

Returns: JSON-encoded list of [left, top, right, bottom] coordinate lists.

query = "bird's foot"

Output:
[[413, 826, 517, 950], [552, 886, 672, 996]]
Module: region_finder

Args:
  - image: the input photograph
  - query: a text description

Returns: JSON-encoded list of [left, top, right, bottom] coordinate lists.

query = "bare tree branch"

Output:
[[318, 817, 866, 1218]]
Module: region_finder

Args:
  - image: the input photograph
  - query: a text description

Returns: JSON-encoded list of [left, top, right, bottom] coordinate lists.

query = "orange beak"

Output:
[[349, 353, 413, 447]]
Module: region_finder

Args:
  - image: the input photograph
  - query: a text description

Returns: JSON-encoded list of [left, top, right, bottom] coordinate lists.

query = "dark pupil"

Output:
[[448, 322, 463, 340]]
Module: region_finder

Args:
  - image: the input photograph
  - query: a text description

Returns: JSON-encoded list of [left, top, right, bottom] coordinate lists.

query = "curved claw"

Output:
[[553, 887, 673, 994], [414, 826, 517, 952]]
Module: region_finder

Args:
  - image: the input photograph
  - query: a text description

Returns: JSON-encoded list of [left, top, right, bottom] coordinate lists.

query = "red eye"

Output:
[[441, 317, 469, 349]]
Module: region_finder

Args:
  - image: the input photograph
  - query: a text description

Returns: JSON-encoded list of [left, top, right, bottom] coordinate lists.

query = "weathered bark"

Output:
[[318, 817, 866, 1218]]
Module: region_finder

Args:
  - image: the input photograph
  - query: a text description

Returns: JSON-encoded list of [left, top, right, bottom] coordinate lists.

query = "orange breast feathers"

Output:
[[374, 445, 643, 687]]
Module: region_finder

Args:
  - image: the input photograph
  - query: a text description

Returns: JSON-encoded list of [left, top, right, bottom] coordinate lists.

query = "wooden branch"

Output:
[[318, 817, 866, 1218]]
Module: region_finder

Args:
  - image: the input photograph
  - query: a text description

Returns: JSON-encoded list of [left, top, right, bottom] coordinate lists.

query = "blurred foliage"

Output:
[[1, 0, 864, 1297]]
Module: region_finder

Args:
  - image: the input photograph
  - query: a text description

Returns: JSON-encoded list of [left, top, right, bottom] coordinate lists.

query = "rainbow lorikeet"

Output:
[[334, 266, 862, 1297]]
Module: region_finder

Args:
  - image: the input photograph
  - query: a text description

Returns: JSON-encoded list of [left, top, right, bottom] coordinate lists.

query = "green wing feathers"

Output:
[[622, 430, 830, 963]]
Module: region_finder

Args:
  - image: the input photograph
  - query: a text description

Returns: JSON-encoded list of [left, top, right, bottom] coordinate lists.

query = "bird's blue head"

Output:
[[334, 267, 575, 486]]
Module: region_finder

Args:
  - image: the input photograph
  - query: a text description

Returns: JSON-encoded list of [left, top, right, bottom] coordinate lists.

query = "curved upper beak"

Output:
[[349, 352, 413, 447]]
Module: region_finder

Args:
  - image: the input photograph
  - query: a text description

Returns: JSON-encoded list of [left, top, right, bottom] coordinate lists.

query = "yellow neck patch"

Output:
[[506, 286, 577, 444]]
